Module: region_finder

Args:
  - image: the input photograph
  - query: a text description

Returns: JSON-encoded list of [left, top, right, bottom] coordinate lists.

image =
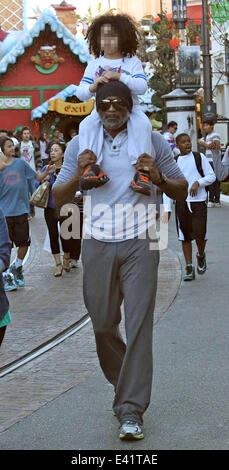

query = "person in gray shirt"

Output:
[[211, 146, 229, 182], [53, 81, 187, 441]]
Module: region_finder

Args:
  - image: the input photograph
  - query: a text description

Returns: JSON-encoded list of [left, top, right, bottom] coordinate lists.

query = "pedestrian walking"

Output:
[[15, 126, 42, 171], [7, 130, 19, 146], [53, 81, 187, 441], [0, 137, 55, 291], [211, 144, 229, 181], [45, 127, 65, 158], [15, 126, 42, 218], [0, 129, 8, 138], [68, 190, 84, 268], [0, 208, 12, 346], [163, 121, 180, 156], [35, 141, 72, 276], [0, 130, 8, 158], [75, 12, 153, 196], [174, 133, 216, 281], [198, 119, 221, 207], [38, 133, 49, 167]]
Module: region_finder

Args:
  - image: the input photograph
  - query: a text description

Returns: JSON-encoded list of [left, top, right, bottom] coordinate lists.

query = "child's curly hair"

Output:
[[86, 12, 141, 58]]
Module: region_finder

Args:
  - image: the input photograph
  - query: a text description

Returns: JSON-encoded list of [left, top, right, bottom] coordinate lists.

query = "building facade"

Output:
[[0, 8, 91, 137], [115, 0, 172, 19]]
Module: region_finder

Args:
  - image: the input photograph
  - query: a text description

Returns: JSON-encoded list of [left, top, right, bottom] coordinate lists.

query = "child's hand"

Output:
[[102, 71, 121, 81], [89, 76, 109, 93], [189, 181, 199, 197]]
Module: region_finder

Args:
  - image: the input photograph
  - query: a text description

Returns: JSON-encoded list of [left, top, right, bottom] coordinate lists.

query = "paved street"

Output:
[[0, 208, 180, 432], [0, 204, 229, 450]]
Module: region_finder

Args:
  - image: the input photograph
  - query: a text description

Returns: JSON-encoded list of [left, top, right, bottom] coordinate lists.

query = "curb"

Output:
[[220, 194, 229, 205]]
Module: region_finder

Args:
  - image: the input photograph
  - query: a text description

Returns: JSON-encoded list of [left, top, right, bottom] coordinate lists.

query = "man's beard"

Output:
[[100, 112, 129, 130]]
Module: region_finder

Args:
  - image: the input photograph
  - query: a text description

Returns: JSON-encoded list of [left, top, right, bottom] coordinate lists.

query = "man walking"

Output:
[[53, 81, 187, 441], [163, 121, 180, 156], [15, 126, 42, 218], [198, 119, 221, 207], [211, 146, 229, 181], [45, 127, 65, 157], [15, 126, 42, 171]]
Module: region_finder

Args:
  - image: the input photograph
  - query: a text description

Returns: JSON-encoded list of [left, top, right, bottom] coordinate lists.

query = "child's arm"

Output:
[[119, 56, 147, 95], [101, 57, 147, 95], [75, 61, 96, 102]]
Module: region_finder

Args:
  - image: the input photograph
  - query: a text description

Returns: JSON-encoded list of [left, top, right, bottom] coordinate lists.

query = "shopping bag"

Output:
[[30, 180, 50, 208]]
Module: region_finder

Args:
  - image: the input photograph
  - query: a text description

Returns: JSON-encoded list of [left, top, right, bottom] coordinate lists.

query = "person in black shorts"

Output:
[[174, 134, 216, 281], [0, 137, 55, 290]]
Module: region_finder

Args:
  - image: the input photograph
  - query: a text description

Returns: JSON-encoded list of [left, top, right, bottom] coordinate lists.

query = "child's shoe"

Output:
[[80, 164, 109, 190], [130, 171, 151, 196]]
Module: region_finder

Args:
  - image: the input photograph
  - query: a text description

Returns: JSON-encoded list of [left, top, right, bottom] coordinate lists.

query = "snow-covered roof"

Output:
[[31, 84, 81, 120], [0, 31, 24, 60], [0, 8, 92, 74]]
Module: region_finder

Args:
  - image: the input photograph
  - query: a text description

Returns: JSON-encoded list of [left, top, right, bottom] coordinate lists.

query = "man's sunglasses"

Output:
[[98, 98, 127, 111]]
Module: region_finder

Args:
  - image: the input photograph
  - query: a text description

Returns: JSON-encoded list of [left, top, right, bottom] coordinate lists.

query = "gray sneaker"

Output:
[[3, 273, 18, 292], [119, 420, 144, 440], [10, 263, 25, 287], [183, 265, 195, 281], [196, 253, 207, 274]]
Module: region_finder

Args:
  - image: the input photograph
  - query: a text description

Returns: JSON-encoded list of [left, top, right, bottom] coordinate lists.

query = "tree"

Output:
[[138, 13, 177, 122], [138, 12, 203, 123]]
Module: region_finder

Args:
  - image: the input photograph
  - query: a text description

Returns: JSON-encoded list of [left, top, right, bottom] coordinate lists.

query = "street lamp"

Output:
[[172, 0, 187, 29], [201, 0, 217, 121], [225, 40, 229, 76]]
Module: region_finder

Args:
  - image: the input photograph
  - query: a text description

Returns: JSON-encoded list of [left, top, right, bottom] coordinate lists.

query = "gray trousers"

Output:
[[82, 236, 159, 425]]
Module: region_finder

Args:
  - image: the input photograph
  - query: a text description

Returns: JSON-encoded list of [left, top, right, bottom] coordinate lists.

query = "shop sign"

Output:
[[48, 98, 95, 115]]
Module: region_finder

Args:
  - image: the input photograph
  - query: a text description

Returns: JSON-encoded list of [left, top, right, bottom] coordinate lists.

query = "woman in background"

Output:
[[36, 142, 72, 276]]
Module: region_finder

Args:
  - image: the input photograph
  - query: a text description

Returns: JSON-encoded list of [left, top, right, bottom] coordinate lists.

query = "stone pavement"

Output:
[[0, 208, 181, 433], [1, 204, 229, 449]]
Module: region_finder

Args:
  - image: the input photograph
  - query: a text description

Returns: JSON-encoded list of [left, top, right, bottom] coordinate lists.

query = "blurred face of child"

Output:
[[177, 135, 192, 155], [100, 23, 119, 55]]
